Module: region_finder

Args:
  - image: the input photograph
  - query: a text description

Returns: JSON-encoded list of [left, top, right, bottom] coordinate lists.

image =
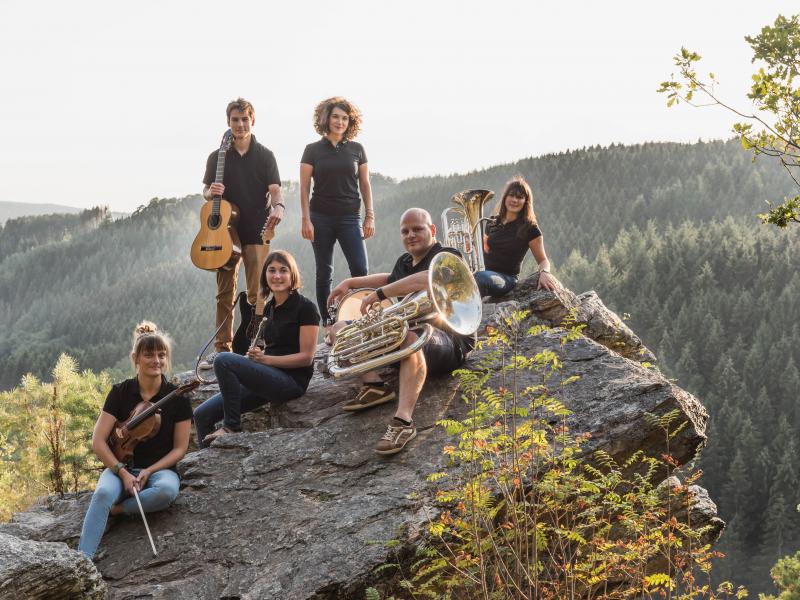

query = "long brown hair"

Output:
[[497, 176, 537, 227]]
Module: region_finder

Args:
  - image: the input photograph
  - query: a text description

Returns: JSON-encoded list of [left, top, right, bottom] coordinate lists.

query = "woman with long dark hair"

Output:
[[474, 176, 557, 297], [300, 96, 375, 334], [78, 322, 191, 559], [194, 250, 320, 445]]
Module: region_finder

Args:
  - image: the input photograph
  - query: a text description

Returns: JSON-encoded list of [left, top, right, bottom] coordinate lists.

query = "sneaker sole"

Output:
[[375, 428, 417, 455], [342, 391, 396, 412]]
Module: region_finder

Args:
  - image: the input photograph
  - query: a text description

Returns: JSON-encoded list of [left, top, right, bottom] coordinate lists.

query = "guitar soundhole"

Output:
[[207, 214, 221, 230]]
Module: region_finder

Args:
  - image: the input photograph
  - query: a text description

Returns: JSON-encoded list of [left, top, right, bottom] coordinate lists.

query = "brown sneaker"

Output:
[[375, 420, 417, 455], [342, 385, 396, 412]]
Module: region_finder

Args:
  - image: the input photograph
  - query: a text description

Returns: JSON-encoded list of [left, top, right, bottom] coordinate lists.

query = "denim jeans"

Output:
[[310, 211, 368, 324], [78, 467, 180, 559], [193, 352, 304, 445], [473, 270, 518, 298]]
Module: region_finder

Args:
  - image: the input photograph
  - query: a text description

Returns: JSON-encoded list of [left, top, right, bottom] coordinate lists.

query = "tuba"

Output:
[[327, 252, 482, 378], [441, 189, 495, 272]]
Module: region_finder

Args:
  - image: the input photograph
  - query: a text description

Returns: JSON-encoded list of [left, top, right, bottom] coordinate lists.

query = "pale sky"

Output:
[[0, 1, 796, 212]]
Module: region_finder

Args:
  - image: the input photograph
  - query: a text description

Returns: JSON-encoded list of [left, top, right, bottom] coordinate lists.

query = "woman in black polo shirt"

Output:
[[78, 322, 192, 559], [300, 96, 375, 331], [474, 176, 557, 297], [195, 250, 320, 445]]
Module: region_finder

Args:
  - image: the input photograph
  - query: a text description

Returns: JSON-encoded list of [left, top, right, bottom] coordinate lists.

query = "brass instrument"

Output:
[[440, 189, 495, 272], [327, 252, 482, 378]]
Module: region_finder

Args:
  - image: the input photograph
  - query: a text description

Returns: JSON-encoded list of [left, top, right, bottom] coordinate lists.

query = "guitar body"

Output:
[[190, 198, 242, 271]]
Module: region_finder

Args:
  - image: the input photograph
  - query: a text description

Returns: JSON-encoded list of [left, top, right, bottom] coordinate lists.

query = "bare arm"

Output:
[[247, 324, 320, 368], [358, 271, 429, 314], [91, 411, 139, 493], [300, 163, 314, 241], [327, 273, 392, 308], [529, 236, 557, 290], [266, 183, 285, 229], [358, 163, 375, 239]]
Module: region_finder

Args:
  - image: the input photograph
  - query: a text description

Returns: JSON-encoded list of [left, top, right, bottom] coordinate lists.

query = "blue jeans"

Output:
[[78, 467, 180, 559], [310, 211, 368, 324], [474, 270, 518, 298], [193, 352, 304, 445]]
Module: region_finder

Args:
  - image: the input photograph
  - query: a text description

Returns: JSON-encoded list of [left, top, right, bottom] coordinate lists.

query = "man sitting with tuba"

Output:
[[327, 208, 476, 454]]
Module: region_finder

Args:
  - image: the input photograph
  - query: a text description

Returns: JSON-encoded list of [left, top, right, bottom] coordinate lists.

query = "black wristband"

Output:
[[272, 202, 285, 209], [376, 288, 387, 301]]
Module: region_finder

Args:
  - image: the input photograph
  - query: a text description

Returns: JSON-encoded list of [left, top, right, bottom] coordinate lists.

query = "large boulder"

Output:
[[0, 279, 719, 599], [0, 532, 106, 600]]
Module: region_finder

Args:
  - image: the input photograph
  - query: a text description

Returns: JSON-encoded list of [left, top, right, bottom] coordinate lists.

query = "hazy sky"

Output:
[[0, 1, 796, 212]]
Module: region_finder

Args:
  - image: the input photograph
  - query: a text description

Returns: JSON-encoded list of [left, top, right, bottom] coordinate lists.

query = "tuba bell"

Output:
[[441, 189, 495, 272], [327, 252, 482, 378]]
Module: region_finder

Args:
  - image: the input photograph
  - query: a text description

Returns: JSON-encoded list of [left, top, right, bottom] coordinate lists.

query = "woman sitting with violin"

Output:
[[194, 250, 320, 446], [78, 322, 192, 559], [474, 176, 558, 298]]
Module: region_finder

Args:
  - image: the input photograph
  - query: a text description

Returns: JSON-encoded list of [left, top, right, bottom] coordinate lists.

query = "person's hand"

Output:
[[246, 346, 269, 365], [537, 271, 557, 291], [301, 217, 314, 241], [208, 182, 225, 198], [120, 469, 139, 495], [327, 281, 351, 310], [362, 215, 375, 239], [134, 468, 151, 490], [266, 204, 284, 229], [360, 291, 379, 315]]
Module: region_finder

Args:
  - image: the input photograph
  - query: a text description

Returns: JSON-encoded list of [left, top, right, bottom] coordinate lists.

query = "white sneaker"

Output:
[[198, 351, 220, 370]]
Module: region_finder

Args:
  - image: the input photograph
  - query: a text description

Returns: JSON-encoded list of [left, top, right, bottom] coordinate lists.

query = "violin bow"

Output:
[[132, 487, 158, 556]]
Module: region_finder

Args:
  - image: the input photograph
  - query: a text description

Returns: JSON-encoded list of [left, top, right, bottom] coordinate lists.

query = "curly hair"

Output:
[[312, 97, 362, 141]]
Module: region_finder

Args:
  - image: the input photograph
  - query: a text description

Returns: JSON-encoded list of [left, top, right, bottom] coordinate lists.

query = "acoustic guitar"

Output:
[[190, 129, 241, 271]]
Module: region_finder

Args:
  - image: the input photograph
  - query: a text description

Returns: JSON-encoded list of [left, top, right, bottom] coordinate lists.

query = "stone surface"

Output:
[[0, 282, 716, 599], [0, 532, 106, 600]]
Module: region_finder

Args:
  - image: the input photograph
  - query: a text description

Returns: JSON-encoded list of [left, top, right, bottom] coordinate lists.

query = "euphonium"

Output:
[[327, 252, 482, 378], [440, 189, 495, 272]]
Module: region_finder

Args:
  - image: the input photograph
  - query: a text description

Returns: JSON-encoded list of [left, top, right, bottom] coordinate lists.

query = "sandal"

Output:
[[202, 426, 240, 446]]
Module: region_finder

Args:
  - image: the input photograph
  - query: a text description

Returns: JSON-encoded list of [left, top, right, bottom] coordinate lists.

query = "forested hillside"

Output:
[[0, 139, 797, 591], [0, 201, 82, 225]]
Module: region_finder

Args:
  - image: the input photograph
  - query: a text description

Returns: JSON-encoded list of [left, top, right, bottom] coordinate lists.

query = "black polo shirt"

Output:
[[258, 291, 320, 389], [483, 217, 542, 277], [387, 242, 476, 354], [102, 377, 193, 471], [203, 134, 281, 245], [300, 138, 367, 216]]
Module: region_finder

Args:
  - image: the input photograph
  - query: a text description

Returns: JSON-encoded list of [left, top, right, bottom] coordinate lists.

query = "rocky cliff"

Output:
[[0, 278, 723, 599]]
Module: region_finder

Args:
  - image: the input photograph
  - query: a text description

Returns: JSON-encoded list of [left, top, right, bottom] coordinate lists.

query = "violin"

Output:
[[108, 380, 200, 463]]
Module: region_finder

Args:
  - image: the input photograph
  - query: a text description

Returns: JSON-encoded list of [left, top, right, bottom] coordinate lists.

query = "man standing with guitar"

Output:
[[199, 98, 285, 369]]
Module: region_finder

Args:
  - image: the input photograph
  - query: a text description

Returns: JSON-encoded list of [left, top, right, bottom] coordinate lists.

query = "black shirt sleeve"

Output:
[[203, 150, 217, 186], [299, 298, 321, 326], [174, 395, 193, 423], [300, 144, 315, 166], [102, 384, 126, 420], [262, 149, 281, 187], [522, 223, 542, 242], [356, 142, 367, 165]]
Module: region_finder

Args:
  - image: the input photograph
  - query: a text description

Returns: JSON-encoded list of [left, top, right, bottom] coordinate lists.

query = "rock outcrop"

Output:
[[0, 532, 106, 599], [0, 279, 719, 599]]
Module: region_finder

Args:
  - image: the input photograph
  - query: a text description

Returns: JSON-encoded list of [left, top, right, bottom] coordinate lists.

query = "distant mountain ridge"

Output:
[[0, 201, 83, 225]]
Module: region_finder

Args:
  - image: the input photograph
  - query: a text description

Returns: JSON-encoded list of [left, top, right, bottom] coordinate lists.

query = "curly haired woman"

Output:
[[300, 97, 375, 336]]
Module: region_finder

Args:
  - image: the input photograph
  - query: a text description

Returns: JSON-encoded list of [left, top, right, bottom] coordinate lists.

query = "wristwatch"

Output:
[[111, 462, 126, 475], [375, 288, 387, 301]]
